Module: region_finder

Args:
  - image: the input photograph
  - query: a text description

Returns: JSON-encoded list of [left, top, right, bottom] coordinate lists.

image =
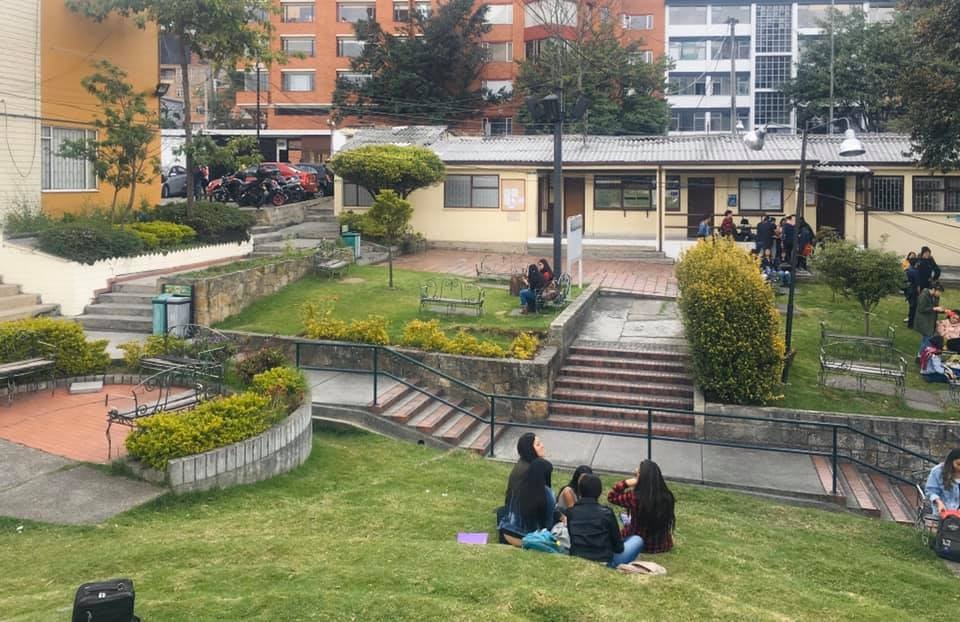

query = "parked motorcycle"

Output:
[[238, 177, 285, 208], [280, 176, 305, 204], [210, 175, 244, 203]]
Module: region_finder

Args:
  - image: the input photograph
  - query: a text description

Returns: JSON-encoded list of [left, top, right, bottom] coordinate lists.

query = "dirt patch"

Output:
[[341, 277, 366, 284]]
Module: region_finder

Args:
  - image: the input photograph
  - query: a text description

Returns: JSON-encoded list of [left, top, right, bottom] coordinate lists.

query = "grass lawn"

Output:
[[216, 265, 565, 345], [782, 282, 960, 419], [1, 429, 955, 621]]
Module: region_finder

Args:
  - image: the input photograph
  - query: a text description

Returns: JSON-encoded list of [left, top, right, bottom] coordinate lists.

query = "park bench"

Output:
[[819, 333, 906, 399], [475, 254, 524, 282], [105, 365, 214, 459], [420, 278, 485, 316], [820, 320, 895, 349], [0, 339, 56, 406], [313, 243, 354, 279], [536, 273, 573, 312], [139, 324, 232, 391]]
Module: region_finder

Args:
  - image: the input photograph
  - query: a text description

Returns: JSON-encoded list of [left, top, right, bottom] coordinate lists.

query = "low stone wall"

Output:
[[154, 392, 313, 494], [703, 403, 953, 481], [242, 201, 307, 228], [547, 283, 600, 353], [161, 255, 313, 326]]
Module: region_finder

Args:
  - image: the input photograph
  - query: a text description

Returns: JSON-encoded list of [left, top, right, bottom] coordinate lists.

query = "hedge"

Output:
[[37, 221, 144, 264], [0, 317, 109, 375], [148, 201, 254, 244], [675, 238, 785, 404]]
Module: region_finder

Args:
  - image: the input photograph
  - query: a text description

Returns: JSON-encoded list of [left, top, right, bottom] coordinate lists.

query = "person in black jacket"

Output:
[[755, 216, 774, 253], [916, 246, 942, 290], [519, 264, 545, 314], [567, 474, 643, 568]]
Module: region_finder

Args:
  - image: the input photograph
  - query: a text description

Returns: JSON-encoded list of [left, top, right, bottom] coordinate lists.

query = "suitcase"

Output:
[[72, 578, 138, 622]]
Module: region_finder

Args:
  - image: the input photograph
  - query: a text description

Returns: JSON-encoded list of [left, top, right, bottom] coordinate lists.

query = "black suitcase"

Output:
[[72, 578, 138, 622]]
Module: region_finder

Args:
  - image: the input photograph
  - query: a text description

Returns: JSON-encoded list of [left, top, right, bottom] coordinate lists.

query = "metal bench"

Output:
[[0, 340, 56, 406], [313, 243, 354, 279], [536, 273, 572, 312], [820, 320, 895, 348], [139, 325, 231, 391], [475, 254, 524, 282], [819, 339, 906, 399], [105, 365, 214, 459], [419, 278, 485, 316]]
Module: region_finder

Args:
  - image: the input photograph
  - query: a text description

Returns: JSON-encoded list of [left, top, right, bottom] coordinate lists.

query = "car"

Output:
[[205, 162, 318, 198], [292, 162, 334, 197], [161, 165, 186, 183], [161, 168, 187, 198]]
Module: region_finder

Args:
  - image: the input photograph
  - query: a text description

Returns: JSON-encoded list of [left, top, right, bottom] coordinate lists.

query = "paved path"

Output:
[[576, 296, 688, 349]]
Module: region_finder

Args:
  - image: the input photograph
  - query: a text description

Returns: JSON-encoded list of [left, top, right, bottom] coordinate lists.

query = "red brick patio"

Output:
[[0, 386, 139, 463], [391, 249, 678, 298]]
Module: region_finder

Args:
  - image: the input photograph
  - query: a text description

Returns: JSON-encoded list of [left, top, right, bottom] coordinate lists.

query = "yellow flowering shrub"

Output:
[[508, 332, 540, 360], [676, 238, 785, 404]]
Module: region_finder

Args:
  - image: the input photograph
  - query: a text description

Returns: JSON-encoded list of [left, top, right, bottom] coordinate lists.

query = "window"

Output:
[[343, 183, 374, 207], [871, 176, 903, 212], [41, 126, 97, 191], [665, 176, 681, 211], [281, 71, 314, 92], [797, 4, 852, 28], [594, 176, 656, 211], [337, 71, 371, 86], [756, 4, 792, 53], [669, 5, 707, 25], [623, 14, 653, 30], [670, 110, 707, 132], [710, 74, 750, 96], [160, 68, 176, 82], [243, 71, 268, 92], [709, 109, 749, 132], [739, 179, 783, 211], [483, 41, 513, 62], [282, 3, 314, 23], [482, 80, 514, 100], [444, 175, 499, 208], [337, 3, 375, 22], [485, 4, 513, 24], [913, 177, 960, 212], [711, 37, 750, 60], [668, 39, 707, 61], [483, 117, 513, 136], [282, 37, 315, 57], [755, 92, 789, 125], [394, 1, 431, 21], [525, 0, 578, 27], [337, 37, 366, 58], [755, 56, 791, 89], [711, 5, 750, 24], [668, 75, 706, 96]]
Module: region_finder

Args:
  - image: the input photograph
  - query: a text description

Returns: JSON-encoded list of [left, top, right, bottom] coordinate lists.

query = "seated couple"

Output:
[[518, 259, 554, 315], [497, 433, 675, 568]]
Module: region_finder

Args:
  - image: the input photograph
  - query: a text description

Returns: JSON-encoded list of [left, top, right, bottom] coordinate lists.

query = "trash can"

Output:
[[152, 293, 172, 336], [165, 296, 192, 337], [341, 231, 361, 259]]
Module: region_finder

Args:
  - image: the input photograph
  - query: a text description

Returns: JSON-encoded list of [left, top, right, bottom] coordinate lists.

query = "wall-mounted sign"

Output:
[[501, 179, 525, 211]]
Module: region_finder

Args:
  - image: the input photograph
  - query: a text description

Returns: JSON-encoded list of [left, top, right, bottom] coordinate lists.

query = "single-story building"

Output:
[[333, 128, 960, 264]]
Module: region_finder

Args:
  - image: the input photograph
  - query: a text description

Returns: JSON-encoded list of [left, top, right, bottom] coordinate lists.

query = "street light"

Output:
[[744, 118, 865, 382]]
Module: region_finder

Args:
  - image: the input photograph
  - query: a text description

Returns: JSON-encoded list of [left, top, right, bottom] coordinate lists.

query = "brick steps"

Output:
[[810, 456, 918, 524], [568, 344, 690, 362], [560, 364, 694, 386], [563, 354, 689, 373], [551, 387, 693, 411], [553, 375, 694, 399]]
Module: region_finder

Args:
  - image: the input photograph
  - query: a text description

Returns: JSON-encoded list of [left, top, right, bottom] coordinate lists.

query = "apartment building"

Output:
[[665, 0, 896, 134], [159, 35, 220, 132], [234, 0, 664, 159]]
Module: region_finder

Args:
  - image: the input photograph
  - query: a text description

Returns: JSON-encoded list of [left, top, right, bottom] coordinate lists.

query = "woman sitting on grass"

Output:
[[519, 264, 545, 315], [499, 433, 555, 546], [567, 473, 643, 568], [608, 460, 676, 554], [556, 465, 593, 516], [919, 335, 957, 384], [937, 310, 960, 353], [499, 458, 557, 547], [925, 448, 960, 513]]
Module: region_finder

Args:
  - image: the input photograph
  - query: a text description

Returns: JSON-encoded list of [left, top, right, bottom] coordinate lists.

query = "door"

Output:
[[563, 177, 585, 234], [687, 177, 715, 238], [539, 176, 586, 236], [816, 178, 846, 238]]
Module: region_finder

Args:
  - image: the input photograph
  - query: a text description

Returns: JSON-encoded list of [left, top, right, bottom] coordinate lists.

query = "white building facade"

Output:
[[664, 0, 896, 134]]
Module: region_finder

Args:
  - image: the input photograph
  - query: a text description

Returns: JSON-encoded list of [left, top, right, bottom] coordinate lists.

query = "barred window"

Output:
[[594, 176, 656, 211], [913, 177, 960, 212], [871, 176, 903, 212], [343, 183, 374, 207], [444, 175, 499, 208], [755, 56, 791, 89], [756, 4, 792, 53], [41, 126, 97, 191], [755, 92, 789, 126]]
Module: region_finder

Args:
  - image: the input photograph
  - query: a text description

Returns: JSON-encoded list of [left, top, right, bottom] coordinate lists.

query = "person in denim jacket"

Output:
[[925, 448, 960, 513]]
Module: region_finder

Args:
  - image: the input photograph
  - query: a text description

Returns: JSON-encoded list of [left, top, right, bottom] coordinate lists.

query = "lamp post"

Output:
[[744, 119, 865, 382], [526, 93, 565, 275]]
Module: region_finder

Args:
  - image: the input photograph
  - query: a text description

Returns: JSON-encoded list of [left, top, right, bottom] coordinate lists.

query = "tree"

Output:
[[332, 0, 490, 125], [364, 190, 414, 288], [899, 0, 960, 171], [516, 0, 671, 135], [67, 0, 277, 214], [328, 145, 445, 199], [180, 135, 262, 175], [58, 60, 157, 219], [810, 240, 904, 334], [780, 9, 908, 132]]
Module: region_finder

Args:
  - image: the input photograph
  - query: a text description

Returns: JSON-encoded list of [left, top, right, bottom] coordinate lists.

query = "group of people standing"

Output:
[[903, 248, 958, 384], [497, 433, 676, 568]]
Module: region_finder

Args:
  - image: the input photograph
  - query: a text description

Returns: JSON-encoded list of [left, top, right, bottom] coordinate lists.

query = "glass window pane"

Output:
[[338, 3, 376, 22], [338, 39, 365, 57], [712, 5, 750, 24], [445, 176, 471, 207], [283, 3, 314, 23], [669, 6, 707, 25], [485, 4, 513, 24], [473, 188, 499, 208], [282, 72, 314, 91], [594, 179, 621, 209], [282, 38, 315, 57]]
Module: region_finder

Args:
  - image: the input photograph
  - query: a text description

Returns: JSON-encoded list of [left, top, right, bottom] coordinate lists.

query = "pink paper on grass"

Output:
[[457, 532, 488, 545]]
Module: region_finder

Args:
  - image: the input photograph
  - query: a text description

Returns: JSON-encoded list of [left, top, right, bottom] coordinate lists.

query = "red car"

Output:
[[206, 162, 318, 197]]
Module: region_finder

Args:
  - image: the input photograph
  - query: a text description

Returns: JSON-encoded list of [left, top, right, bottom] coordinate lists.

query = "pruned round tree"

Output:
[[328, 145, 444, 199]]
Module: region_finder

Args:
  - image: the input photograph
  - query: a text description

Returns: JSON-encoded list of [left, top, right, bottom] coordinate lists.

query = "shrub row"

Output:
[[675, 238, 784, 404], [37, 221, 145, 265], [148, 201, 255, 244], [128, 221, 196, 249], [0, 317, 109, 375], [124, 366, 306, 470]]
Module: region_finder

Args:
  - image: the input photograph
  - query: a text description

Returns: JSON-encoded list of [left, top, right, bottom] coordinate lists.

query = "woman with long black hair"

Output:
[[926, 448, 960, 513], [498, 434, 555, 546], [557, 465, 593, 516], [519, 264, 545, 315], [608, 459, 676, 553]]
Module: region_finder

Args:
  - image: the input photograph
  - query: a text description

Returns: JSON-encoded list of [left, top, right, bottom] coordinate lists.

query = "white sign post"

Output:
[[566, 214, 583, 288]]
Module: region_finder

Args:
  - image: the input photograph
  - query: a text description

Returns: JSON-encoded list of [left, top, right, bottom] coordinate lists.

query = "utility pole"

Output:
[[728, 17, 738, 135], [828, 0, 835, 134], [255, 60, 262, 143]]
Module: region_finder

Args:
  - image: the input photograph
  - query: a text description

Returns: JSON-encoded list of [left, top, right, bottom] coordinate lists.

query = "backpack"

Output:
[[934, 510, 960, 561], [521, 529, 563, 554]]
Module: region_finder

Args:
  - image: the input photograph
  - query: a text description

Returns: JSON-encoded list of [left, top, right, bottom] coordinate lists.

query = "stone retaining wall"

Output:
[[703, 403, 953, 480], [161, 255, 314, 326], [242, 202, 307, 228], [546, 283, 600, 353]]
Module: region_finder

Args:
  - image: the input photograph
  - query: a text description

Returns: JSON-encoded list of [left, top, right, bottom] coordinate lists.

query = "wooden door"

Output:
[[816, 178, 846, 238], [687, 177, 715, 238], [563, 177, 585, 234]]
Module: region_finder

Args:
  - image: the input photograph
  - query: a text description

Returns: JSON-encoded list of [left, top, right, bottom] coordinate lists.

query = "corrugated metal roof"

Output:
[[349, 129, 917, 167], [811, 164, 873, 174], [341, 125, 448, 150]]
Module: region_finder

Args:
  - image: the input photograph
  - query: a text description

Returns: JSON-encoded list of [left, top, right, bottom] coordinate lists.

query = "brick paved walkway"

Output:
[[0, 386, 139, 463], [391, 249, 678, 298]]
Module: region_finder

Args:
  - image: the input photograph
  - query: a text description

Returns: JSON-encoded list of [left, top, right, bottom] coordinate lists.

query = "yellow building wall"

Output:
[[41, 2, 160, 217], [584, 173, 661, 240]]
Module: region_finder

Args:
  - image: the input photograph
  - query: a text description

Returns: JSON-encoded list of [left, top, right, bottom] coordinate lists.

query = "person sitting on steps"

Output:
[[567, 473, 643, 568]]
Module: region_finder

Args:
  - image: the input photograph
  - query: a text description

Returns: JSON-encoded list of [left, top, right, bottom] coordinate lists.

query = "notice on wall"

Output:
[[501, 179, 525, 211]]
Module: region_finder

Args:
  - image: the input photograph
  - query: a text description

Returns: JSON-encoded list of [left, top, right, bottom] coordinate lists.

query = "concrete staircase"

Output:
[[810, 456, 920, 524], [526, 240, 673, 263], [0, 277, 59, 322], [369, 382, 503, 455], [74, 282, 155, 333], [547, 342, 696, 438]]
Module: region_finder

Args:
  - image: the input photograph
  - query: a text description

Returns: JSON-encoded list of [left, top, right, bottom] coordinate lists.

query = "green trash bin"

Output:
[[152, 293, 172, 336], [341, 231, 361, 259]]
